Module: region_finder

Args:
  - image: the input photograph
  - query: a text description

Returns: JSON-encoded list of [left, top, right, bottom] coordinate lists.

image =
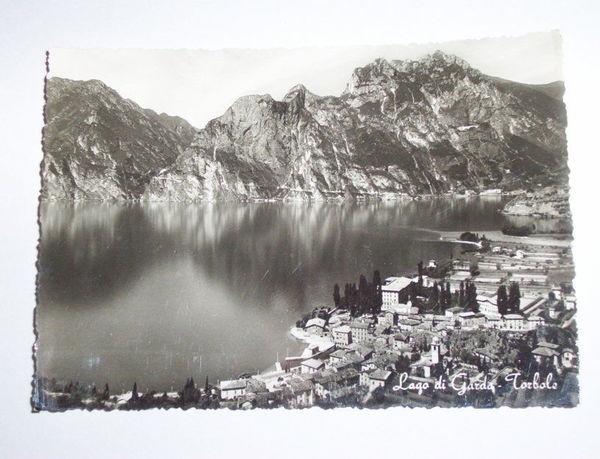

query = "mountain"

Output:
[[41, 77, 196, 200], [41, 52, 569, 201]]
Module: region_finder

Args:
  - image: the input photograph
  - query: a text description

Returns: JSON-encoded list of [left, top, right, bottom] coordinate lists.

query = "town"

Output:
[[33, 232, 579, 411]]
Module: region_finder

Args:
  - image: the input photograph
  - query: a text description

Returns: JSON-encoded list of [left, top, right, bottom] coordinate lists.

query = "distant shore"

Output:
[[437, 230, 572, 248]]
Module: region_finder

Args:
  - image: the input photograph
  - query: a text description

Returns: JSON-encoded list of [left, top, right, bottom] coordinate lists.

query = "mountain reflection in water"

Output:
[[36, 197, 509, 392]]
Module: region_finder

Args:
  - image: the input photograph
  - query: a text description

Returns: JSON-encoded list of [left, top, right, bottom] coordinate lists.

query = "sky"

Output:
[[49, 31, 562, 128]]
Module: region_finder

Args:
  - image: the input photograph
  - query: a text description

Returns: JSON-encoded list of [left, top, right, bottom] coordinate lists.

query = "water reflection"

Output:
[[36, 197, 509, 392]]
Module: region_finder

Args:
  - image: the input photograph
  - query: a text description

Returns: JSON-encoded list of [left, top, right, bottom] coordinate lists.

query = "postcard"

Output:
[[33, 32, 577, 410]]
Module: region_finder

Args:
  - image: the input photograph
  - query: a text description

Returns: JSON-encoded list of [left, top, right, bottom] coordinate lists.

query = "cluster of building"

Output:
[[214, 239, 578, 408]]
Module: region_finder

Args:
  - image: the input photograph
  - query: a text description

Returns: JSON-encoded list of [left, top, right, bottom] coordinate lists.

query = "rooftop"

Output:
[[370, 369, 392, 381], [333, 325, 351, 333], [306, 318, 326, 328], [302, 358, 325, 369], [220, 379, 247, 391], [382, 277, 413, 292]]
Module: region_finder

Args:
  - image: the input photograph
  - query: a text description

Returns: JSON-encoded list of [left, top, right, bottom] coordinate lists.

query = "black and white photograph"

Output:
[[33, 32, 578, 411], [4, 1, 600, 457]]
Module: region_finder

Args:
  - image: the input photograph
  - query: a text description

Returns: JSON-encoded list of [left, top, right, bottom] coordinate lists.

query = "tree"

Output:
[[497, 285, 508, 315], [459, 281, 465, 307], [460, 232, 479, 243], [429, 282, 440, 310], [465, 281, 479, 312], [508, 282, 521, 313], [131, 382, 139, 403], [372, 270, 383, 315], [333, 284, 341, 308], [359, 274, 369, 296], [441, 282, 451, 310], [101, 383, 110, 401]]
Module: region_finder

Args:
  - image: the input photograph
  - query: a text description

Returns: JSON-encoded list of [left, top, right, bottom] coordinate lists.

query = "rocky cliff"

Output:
[[41, 52, 569, 201], [41, 77, 196, 200]]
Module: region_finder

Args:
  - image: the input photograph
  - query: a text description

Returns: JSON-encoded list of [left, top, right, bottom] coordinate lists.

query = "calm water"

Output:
[[36, 197, 510, 392]]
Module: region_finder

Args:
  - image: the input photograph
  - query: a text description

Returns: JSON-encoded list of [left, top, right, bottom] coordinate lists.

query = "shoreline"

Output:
[[436, 230, 572, 248]]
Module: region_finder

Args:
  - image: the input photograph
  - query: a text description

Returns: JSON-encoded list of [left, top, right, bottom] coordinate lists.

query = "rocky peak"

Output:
[[283, 83, 309, 106], [344, 58, 399, 95]]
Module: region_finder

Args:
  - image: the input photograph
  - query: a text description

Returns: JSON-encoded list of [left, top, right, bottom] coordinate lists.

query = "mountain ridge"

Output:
[[41, 52, 569, 202]]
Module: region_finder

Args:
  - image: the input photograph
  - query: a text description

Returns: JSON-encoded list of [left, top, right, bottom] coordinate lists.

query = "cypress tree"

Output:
[[372, 270, 383, 314], [508, 282, 521, 313], [131, 382, 139, 403], [102, 383, 109, 401], [333, 283, 341, 308], [497, 285, 508, 315]]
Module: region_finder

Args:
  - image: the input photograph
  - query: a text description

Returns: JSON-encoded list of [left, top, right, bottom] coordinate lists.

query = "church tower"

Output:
[[431, 337, 441, 364]]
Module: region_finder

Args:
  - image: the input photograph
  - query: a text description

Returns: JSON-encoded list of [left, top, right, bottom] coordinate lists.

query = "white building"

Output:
[[478, 293, 500, 318], [350, 322, 370, 342], [220, 379, 247, 400], [332, 325, 352, 346], [368, 369, 392, 391], [381, 277, 413, 305], [305, 318, 326, 336], [501, 314, 527, 331]]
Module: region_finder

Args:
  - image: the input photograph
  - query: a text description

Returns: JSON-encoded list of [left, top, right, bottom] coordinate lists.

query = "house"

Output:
[[501, 314, 527, 331], [360, 369, 374, 386], [347, 343, 374, 360], [564, 294, 577, 310], [457, 311, 476, 327], [561, 348, 577, 369], [368, 369, 393, 391], [526, 315, 545, 330], [305, 318, 326, 336], [350, 322, 370, 342], [485, 317, 501, 329], [332, 325, 352, 346], [532, 342, 560, 367], [478, 294, 500, 318], [445, 307, 464, 319], [378, 310, 397, 327], [288, 379, 315, 408], [220, 379, 247, 400], [301, 358, 325, 374], [472, 313, 487, 327], [362, 352, 399, 373], [386, 302, 418, 315], [283, 356, 304, 373], [397, 318, 419, 331], [393, 333, 410, 352], [314, 369, 360, 399], [328, 349, 349, 365]]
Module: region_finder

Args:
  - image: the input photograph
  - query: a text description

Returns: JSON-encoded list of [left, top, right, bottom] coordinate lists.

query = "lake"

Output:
[[35, 196, 511, 393]]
